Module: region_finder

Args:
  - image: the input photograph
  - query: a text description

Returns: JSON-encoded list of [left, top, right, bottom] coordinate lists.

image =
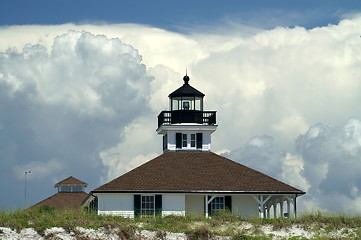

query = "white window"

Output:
[[191, 134, 196, 148], [72, 186, 83, 192], [210, 197, 224, 215], [59, 186, 71, 192], [182, 134, 187, 147], [141, 195, 155, 218]]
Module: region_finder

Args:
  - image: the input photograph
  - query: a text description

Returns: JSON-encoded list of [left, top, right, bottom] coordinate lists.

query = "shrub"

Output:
[[186, 225, 213, 240]]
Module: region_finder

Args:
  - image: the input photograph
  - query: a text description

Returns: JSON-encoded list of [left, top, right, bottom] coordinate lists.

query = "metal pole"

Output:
[[24, 171, 31, 207]]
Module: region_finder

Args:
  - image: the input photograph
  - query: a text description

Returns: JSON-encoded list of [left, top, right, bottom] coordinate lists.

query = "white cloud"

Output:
[[222, 135, 284, 179], [295, 118, 361, 212], [280, 153, 310, 192], [13, 159, 64, 181], [100, 114, 160, 181], [0, 30, 151, 207]]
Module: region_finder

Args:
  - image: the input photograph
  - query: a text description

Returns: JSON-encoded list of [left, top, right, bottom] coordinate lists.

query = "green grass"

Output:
[[2, 207, 361, 239]]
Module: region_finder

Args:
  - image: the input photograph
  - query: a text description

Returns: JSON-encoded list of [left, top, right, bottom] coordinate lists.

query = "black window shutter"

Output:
[[134, 195, 141, 218], [155, 195, 162, 216], [176, 133, 182, 148], [225, 196, 232, 212], [207, 196, 211, 215], [196, 133, 203, 149]]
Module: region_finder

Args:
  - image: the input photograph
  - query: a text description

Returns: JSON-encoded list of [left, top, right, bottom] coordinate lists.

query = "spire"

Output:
[[183, 69, 190, 85]]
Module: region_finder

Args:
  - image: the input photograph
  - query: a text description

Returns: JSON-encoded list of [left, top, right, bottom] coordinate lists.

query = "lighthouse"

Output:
[[83, 73, 305, 219], [157, 74, 217, 151]]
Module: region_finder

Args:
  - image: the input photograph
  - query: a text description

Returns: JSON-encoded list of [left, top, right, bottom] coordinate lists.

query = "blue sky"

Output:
[[2, 1, 361, 213], [1, 0, 360, 30]]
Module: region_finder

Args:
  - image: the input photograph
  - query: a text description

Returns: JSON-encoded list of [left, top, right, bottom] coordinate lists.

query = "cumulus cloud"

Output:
[[222, 135, 284, 178], [222, 135, 309, 192], [295, 119, 361, 212], [0, 30, 151, 207]]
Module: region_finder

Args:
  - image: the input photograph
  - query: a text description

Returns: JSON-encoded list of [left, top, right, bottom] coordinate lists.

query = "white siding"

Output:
[[162, 194, 185, 216], [167, 131, 176, 151], [167, 130, 212, 151], [185, 195, 204, 216], [95, 193, 259, 219], [232, 195, 259, 219], [96, 193, 134, 218]]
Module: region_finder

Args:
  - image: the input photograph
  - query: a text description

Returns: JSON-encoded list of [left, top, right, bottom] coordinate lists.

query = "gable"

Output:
[[55, 176, 87, 186]]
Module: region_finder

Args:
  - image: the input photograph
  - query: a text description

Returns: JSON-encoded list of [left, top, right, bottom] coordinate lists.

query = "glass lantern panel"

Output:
[[194, 97, 203, 111], [172, 98, 179, 110]]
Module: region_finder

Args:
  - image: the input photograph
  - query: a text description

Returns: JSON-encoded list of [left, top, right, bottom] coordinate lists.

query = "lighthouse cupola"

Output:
[[157, 74, 217, 152], [169, 75, 204, 111]]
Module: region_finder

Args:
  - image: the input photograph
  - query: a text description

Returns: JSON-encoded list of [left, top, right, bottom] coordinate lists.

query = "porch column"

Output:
[[280, 197, 284, 218], [294, 195, 297, 218], [286, 195, 296, 218], [266, 203, 271, 219], [252, 195, 271, 218], [286, 197, 291, 218], [273, 200, 277, 218], [205, 195, 208, 218], [205, 195, 216, 218]]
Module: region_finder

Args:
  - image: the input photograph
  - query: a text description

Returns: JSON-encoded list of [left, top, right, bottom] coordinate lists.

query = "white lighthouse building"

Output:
[[157, 74, 217, 152], [82, 74, 305, 219]]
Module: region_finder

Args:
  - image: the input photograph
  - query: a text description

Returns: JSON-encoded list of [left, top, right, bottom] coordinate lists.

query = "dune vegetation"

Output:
[[1, 207, 361, 239]]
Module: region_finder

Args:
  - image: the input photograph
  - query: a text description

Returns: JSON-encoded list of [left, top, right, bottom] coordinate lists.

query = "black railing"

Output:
[[158, 110, 216, 127]]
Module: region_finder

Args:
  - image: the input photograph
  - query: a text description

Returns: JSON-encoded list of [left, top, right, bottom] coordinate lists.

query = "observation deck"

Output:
[[158, 110, 216, 127]]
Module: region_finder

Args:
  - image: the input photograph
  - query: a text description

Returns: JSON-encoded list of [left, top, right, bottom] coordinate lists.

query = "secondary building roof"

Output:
[[32, 176, 88, 210], [32, 192, 88, 209], [94, 151, 305, 194], [55, 176, 88, 187]]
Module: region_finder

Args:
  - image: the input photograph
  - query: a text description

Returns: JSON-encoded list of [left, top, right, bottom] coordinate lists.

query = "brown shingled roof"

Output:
[[94, 151, 305, 194], [31, 192, 88, 210], [55, 176, 87, 187]]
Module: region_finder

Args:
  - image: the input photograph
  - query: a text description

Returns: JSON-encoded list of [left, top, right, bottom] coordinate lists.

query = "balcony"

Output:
[[158, 110, 216, 127]]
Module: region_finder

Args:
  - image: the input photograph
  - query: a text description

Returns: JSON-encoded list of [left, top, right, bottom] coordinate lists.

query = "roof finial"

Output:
[[183, 69, 190, 85]]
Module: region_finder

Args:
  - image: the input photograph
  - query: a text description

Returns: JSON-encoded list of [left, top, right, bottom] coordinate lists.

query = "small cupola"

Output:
[[55, 176, 88, 193], [168, 75, 205, 111]]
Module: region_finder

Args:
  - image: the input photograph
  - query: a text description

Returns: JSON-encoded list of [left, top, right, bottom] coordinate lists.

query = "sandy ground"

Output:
[[0, 224, 356, 239]]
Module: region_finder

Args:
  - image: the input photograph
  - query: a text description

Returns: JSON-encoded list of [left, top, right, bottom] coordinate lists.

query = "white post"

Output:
[[287, 197, 291, 217], [205, 195, 208, 218], [266, 203, 270, 219], [273, 200, 277, 218], [294, 195, 297, 218], [260, 195, 265, 218], [205, 195, 216, 218]]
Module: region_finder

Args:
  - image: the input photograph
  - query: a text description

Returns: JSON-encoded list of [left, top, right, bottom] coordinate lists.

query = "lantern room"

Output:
[[169, 75, 204, 111], [157, 74, 216, 127]]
